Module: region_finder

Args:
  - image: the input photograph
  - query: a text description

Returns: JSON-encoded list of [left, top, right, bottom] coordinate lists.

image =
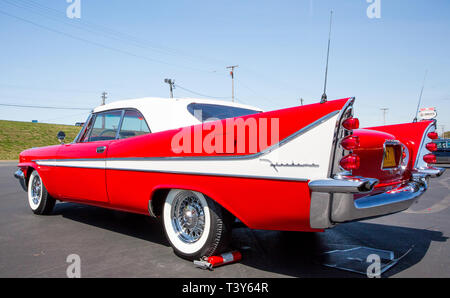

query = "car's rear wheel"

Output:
[[27, 170, 55, 215], [162, 189, 232, 260]]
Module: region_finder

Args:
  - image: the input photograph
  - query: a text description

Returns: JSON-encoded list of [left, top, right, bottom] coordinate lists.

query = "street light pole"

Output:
[[164, 79, 175, 98]]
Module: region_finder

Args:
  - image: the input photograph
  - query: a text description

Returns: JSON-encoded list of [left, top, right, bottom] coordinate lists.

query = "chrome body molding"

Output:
[[14, 169, 27, 192], [414, 120, 437, 169], [327, 97, 355, 178]]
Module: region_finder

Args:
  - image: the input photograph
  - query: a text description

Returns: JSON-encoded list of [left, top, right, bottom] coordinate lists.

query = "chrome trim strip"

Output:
[[414, 120, 436, 169], [309, 177, 379, 194], [327, 97, 355, 177], [34, 162, 309, 182], [34, 110, 340, 164]]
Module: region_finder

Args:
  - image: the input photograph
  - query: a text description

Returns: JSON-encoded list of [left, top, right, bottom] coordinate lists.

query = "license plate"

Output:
[[383, 146, 397, 168]]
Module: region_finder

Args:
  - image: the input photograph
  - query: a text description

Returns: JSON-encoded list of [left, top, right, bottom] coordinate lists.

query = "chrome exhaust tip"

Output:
[[357, 179, 379, 193]]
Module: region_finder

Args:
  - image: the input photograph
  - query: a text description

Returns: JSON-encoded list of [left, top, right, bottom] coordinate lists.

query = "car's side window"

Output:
[[88, 110, 122, 142], [119, 110, 151, 139]]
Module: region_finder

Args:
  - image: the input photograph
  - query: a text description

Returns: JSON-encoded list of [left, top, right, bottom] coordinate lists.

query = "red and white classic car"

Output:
[[14, 97, 445, 260]]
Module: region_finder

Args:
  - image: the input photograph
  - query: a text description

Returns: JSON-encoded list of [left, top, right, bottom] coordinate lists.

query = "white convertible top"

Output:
[[93, 97, 262, 133]]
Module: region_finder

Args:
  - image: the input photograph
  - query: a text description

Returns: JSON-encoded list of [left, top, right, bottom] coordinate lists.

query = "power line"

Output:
[[174, 84, 230, 100], [0, 83, 99, 94], [2, 0, 229, 69], [0, 0, 309, 111], [1, 0, 308, 99], [233, 78, 275, 106], [0, 103, 92, 110], [0, 9, 214, 74]]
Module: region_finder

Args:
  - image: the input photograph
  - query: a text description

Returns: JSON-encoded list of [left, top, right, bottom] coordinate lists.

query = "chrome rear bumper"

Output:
[[14, 169, 27, 192], [308, 170, 437, 229]]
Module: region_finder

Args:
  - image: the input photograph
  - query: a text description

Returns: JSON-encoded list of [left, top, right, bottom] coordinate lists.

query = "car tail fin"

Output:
[[366, 120, 437, 170]]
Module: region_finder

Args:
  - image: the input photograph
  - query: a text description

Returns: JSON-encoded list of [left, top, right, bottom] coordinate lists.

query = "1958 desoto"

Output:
[[14, 97, 445, 259]]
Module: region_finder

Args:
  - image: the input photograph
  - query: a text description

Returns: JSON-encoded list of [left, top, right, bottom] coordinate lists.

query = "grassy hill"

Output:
[[0, 120, 82, 160]]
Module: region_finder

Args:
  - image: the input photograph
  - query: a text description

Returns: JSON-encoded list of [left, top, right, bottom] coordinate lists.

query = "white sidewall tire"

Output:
[[28, 171, 41, 211], [163, 189, 211, 255]]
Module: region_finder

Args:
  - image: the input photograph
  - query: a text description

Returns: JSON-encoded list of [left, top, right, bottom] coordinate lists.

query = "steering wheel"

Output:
[[98, 129, 116, 137]]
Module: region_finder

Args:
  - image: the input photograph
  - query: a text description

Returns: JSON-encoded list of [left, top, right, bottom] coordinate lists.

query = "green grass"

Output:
[[0, 120, 82, 160]]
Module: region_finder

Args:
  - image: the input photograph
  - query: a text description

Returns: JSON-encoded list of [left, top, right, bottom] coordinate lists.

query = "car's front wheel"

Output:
[[27, 170, 55, 215], [162, 189, 232, 260]]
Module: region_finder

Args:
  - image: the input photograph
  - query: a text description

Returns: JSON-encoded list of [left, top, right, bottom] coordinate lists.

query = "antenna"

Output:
[[413, 70, 428, 122], [321, 10, 333, 104]]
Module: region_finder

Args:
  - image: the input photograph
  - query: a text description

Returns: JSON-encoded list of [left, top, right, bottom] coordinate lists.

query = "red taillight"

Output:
[[428, 132, 438, 140], [426, 142, 437, 152], [342, 118, 360, 130], [340, 136, 360, 150], [340, 154, 360, 170], [423, 154, 436, 164]]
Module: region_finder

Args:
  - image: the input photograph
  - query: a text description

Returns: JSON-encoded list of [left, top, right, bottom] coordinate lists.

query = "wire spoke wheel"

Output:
[[27, 170, 55, 215], [31, 176, 42, 206], [172, 194, 206, 243], [162, 189, 233, 260]]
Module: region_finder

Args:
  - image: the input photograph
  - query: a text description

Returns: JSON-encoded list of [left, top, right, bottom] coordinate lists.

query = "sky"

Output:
[[0, 0, 449, 133]]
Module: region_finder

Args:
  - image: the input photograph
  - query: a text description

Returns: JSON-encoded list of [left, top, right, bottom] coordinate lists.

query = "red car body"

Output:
[[14, 96, 445, 258]]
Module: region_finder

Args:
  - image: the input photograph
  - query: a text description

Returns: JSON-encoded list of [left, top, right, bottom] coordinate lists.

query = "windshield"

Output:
[[187, 103, 261, 122]]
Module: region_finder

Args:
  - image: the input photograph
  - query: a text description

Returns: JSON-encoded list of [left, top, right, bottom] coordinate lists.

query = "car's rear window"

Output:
[[187, 103, 261, 122]]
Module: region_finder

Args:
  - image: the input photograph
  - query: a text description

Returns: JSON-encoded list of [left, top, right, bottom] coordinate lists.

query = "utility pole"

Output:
[[380, 108, 389, 125], [321, 10, 333, 103], [227, 65, 239, 102], [101, 91, 107, 105], [101, 92, 107, 129], [300, 97, 304, 106], [164, 79, 175, 98]]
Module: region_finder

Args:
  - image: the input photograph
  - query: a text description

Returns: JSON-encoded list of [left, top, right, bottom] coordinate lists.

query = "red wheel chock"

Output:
[[194, 251, 242, 270]]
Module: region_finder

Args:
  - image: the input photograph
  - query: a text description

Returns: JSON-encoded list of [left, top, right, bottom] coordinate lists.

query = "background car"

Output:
[[434, 139, 450, 164]]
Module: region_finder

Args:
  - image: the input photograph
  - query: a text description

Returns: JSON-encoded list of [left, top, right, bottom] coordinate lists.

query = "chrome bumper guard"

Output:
[[14, 169, 27, 192], [415, 166, 445, 178], [308, 168, 445, 229]]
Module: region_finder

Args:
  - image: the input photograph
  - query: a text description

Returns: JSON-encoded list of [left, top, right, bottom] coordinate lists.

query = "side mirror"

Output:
[[57, 131, 66, 144]]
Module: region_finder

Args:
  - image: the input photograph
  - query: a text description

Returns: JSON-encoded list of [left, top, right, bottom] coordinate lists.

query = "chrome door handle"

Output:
[[96, 146, 106, 153]]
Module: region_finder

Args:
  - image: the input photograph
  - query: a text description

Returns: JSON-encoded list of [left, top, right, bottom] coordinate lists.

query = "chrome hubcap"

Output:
[[172, 194, 205, 243], [31, 176, 41, 205]]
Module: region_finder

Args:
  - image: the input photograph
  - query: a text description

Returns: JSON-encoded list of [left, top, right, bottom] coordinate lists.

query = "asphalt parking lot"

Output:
[[0, 161, 449, 278]]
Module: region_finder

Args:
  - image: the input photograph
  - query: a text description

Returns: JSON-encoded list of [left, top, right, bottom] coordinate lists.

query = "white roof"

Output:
[[93, 97, 263, 133]]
